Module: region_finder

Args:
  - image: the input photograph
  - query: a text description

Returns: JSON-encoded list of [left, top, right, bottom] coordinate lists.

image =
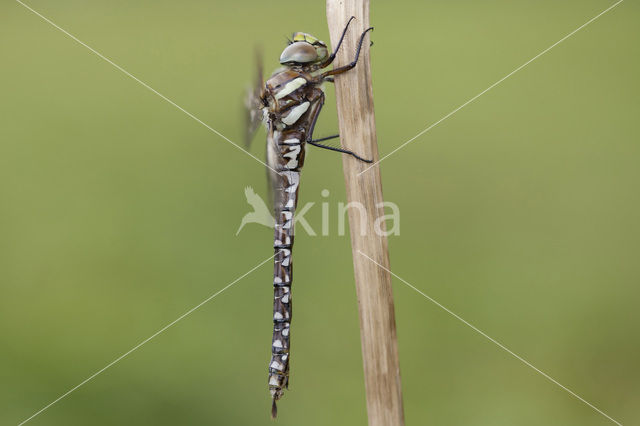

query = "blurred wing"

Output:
[[245, 49, 279, 214], [244, 49, 265, 148]]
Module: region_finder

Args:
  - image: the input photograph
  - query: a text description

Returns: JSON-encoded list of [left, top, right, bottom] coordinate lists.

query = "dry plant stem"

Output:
[[326, 2, 405, 426]]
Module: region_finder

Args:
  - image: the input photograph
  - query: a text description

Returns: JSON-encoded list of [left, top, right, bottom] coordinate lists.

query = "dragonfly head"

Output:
[[279, 32, 328, 65]]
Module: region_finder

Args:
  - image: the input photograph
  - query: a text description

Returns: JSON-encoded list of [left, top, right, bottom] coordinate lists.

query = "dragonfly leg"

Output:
[[318, 16, 356, 68], [307, 139, 373, 163], [310, 134, 339, 143], [321, 27, 373, 78], [306, 106, 372, 164]]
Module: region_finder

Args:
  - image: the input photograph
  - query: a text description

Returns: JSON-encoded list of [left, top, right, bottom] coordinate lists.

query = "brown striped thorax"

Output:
[[244, 17, 374, 418]]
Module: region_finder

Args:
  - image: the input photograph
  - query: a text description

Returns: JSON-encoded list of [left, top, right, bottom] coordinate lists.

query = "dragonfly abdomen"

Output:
[[268, 167, 299, 416]]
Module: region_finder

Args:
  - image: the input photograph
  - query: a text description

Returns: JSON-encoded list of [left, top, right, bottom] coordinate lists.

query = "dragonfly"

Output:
[[245, 17, 373, 418]]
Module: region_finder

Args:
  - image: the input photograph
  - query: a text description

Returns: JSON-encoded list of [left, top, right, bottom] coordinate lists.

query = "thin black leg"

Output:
[[321, 27, 373, 78], [319, 16, 356, 68], [310, 134, 339, 143], [307, 140, 373, 163]]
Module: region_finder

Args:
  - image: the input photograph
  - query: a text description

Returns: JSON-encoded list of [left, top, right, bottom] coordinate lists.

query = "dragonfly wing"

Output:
[[244, 49, 266, 148]]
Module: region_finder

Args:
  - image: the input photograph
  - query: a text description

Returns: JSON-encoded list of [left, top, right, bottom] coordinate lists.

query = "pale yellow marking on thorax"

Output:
[[282, 101, 310, 125], [274, 77, 307, 100]]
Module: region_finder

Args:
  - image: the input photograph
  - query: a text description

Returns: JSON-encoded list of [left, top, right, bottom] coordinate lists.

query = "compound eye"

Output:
[[315, 46, 328, 61], [279, 43, 318, 64]]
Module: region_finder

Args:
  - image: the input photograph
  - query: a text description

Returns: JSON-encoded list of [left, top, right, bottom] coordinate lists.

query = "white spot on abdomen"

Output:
[[283, 171, 300, 192], [283, 145, 301, 169]]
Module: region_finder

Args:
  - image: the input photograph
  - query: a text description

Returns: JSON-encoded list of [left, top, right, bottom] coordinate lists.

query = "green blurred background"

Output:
[[1, 0, 638, 424]]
